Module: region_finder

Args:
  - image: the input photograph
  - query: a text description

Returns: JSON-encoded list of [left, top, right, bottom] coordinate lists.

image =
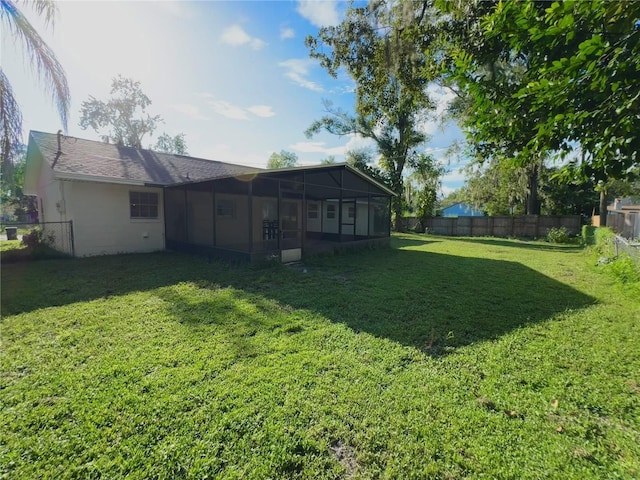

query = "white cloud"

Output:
[[247, 105, 275, 118], [297, 1, 340, 27], [278, 59, 323, 92], [158, 2, 192, 19], [280, 27, 295, 40], [343, 134, 377, 155], [442, 167, 466, 184], [289, 141, 346, 156], [169, 103, 209, 121], [427, 84, 457, 116], [198, 94, 275, 120], [195, 143, 267, 167], [439, 185, 456, 198], [220, 25, 267, 50], [207, 100, 249, 120]]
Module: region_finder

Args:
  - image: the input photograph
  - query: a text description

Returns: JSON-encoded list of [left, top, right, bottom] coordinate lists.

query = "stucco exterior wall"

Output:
[[66, 181, 165, 256]]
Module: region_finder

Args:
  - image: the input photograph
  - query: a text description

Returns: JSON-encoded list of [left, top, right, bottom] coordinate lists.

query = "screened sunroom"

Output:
[[163, 164, 393, 262]]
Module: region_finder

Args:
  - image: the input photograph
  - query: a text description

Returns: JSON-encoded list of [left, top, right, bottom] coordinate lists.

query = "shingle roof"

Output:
[[29, 131, 261, 186]]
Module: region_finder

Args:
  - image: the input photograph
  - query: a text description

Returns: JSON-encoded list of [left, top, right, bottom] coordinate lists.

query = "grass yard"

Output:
[[2, 234, 639, 479]]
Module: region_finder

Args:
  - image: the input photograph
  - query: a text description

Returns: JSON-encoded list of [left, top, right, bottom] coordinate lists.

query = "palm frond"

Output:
[[24, 0, 58, 27], [0, 0, 70, 131], [0, 69, 22, 180]]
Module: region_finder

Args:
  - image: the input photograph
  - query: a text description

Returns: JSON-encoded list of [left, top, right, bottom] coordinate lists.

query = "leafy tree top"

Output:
[[79, 75, 161, 149]]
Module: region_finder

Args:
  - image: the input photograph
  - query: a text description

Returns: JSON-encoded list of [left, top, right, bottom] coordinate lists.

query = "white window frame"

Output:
[[130, 191, 159, 219]]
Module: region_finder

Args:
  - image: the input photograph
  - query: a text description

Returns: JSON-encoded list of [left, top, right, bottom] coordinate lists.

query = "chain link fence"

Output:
[[1, 221, 75, 257], [614, 235, 640, 265]]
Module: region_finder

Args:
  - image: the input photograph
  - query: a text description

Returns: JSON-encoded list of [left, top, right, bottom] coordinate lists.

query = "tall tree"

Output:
[[79, 75, 161, 148], [267, 150, 298, 169], [405, 153, 444, 226], [434, 0, 640, 224], [0, 0, 70, 183], [153, 132, 188, 155], [305, 1, 436, 230]]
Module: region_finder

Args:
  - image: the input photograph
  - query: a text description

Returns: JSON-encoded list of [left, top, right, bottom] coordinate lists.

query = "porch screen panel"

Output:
[[165, 188, 186, 242], [215, 193, 250, 252], [187, 190, 213, 246], [370, 196, 391, 237]]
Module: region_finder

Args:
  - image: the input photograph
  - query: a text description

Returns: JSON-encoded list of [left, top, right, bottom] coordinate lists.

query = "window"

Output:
[[348, 206, 355, 219], [216, 198, 236, 218], [130, 191, 158, 218], [326, 204, 336, 219], [307, 203, 319, 219]]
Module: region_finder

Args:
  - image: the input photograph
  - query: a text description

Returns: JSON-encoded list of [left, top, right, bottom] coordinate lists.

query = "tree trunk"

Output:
[[392, 196, 404, 232], [526, 163, 541, 215], [599, 188, 608, 227]]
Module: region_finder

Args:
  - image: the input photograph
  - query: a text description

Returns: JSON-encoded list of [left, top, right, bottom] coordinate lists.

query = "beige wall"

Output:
[[67, 181, 165, 256]]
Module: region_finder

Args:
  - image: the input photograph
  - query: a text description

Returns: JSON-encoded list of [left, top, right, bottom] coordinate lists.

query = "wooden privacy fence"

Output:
[[421, 215, 581, 238]]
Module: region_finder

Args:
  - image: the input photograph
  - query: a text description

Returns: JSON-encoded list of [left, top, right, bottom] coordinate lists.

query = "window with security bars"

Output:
[[130, 191, 159, 218]]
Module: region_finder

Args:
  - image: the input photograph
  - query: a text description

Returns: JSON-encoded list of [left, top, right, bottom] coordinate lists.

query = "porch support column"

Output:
[[277, 179, 281, 251], [212, 183, 217, 247], [387, 196, 392, 237], [302, 171, 306, 253], [367, 192, 371, 238], [183, 185, 189, 243], [248, 181, 253, 254], [339, 168, 344, 242]]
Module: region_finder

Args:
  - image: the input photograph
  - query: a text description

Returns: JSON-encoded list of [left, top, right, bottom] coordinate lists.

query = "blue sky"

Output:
[[2, 0, 466, 195]]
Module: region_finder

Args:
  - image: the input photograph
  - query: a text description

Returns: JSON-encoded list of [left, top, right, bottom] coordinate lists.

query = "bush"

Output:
[[21, 228, 50, 248], [546, 226, 572, 244], [589, 227, 640, 285], [1, 228, 65, 263], [582, 225, 596, 245], [606, 254, 640, 284]]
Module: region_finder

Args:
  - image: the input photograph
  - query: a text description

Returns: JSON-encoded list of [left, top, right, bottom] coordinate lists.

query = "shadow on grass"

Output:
[[1, 247, 595, 354], [440, 236, 584, 252]]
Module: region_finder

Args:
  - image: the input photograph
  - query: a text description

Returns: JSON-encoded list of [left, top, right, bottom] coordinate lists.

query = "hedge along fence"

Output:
[[422, 215, 582, 238]]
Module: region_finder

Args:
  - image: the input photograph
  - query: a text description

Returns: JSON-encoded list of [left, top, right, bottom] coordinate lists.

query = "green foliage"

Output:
[[320, 155, 336, 165], [79, 75, 161, 148], [582, 225, 596, 246], [406, 153, 444, 221], [153, 132, 188, 155], [445, 0, 640, 183], [305, 1, 437, 229], [1, 228, 64, 263], [545, 227, 571, 244], [606, 254, 640, 284], [267, 150, 298, 169], [591, 227, 640, 285], [594, 227, 616, 258], [0, 0, 70, 169], [20, 228, 51, 249], [2, 238, 639, 477]]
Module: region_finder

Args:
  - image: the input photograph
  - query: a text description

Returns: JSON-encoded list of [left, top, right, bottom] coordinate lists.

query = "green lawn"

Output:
[[2, 234, 639, 479]]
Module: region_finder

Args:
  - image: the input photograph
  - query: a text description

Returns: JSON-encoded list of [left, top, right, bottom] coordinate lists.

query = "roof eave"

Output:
[[55, 171, 151, 186]]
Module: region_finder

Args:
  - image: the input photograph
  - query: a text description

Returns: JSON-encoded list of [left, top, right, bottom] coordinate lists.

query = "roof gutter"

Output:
[[54, 171, 150, 186]]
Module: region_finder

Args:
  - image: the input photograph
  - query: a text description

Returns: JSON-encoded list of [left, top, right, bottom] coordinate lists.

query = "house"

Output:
[[607, 198, 640, 240], [441, 202, 484, 217], [24, 131, 394, 260]]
